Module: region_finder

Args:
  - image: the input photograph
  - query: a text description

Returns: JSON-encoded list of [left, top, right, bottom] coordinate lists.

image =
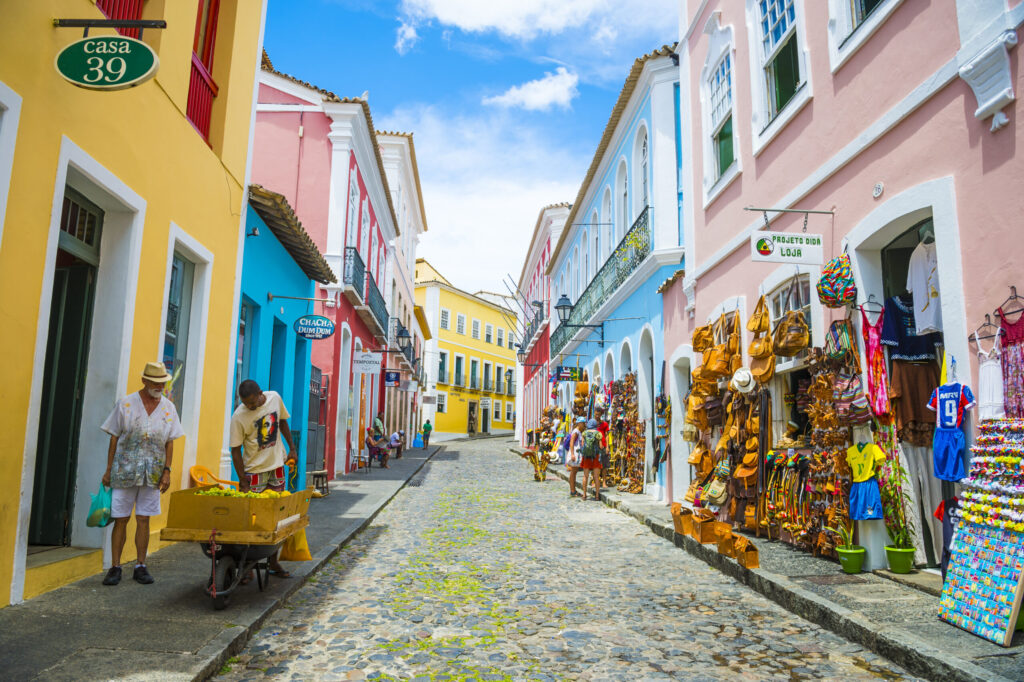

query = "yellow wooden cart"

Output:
[[160, 486, 311, 610]]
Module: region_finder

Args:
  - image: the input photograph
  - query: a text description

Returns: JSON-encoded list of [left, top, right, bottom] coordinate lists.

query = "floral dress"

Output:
[[999, 307, 1024, 418], [861, 307, 891, 416]]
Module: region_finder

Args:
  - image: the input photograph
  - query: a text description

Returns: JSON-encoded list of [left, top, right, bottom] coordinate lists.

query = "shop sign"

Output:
[[56, 36, 159, 90], [352, 351, 382, 375], [400, 380, 418, 392], [384, 371, 400, 387], [750, 231, 824, 266], [556, 366, 582, 381], [294, 314, 335, 340], [422, 395, 436, 405], [480, 398, 491, 408]]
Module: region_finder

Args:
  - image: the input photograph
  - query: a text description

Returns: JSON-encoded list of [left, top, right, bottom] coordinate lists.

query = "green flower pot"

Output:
[[885, 546, 916, 574], [837, 545, 866, 574]]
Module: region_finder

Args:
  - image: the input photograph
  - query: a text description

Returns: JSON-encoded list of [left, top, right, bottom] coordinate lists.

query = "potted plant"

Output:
[[826, 522, 865, 574], [879, 450, 917, 574]]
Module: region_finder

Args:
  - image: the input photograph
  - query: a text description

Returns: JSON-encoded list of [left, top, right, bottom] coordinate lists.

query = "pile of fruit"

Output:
[[195, 487, 291, 499]]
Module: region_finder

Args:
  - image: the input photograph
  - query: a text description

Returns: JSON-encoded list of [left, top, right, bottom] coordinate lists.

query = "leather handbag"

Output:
[[705, 315, 733, 378], [747, 295, 770, 334], [703, 397, 724, 426], [749, 334, 773, 359], [772, 278, 810, 356], [693, 324, 714, 352], [751, 353, 776, 383], [688, 442, 706, 465]]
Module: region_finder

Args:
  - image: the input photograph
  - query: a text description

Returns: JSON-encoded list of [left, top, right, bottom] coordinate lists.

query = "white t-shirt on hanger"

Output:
[[906, 241, 942, 335]]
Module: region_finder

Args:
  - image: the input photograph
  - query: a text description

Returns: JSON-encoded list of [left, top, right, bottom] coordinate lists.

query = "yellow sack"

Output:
[[279, 528, 311, 561]]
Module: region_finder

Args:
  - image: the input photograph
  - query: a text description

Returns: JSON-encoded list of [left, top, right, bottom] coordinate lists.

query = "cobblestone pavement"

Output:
[[219, 441, 918, 681]]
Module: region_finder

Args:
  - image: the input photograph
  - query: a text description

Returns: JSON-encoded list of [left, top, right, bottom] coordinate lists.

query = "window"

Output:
[[360, 199, 370, 258], [496, 365, 504, 392], [616, 161, 628, 239], [769, 275, 813, 362], [485, 323, 493, 343], [378, 248, 386, 284], [826, 0, 901, 73], [602, 189, 612, 257], [436, 392, 447, 413], [471, 319, 481, 340], [186, 0, 221, 142], [438, 351, 448, 384], [456, 313, 466, 335], [370, 231, 377, 278], [493, 400, 502, 420], [234, 300, 256, 408], [757, 0, 801, 120], [637, 130, 649, 212], [851, 0, 884, 27], [440, 308, 450, 330], [506, 402, 514, 421], [163, 252, 196, 415], [483, 362, 492, 390], [507, 330, 514, 349], [709, 54, 734, 179], [96, 0, 143, 37], [346, 174, 359, 247], [496, 327, 504, 347], [470, 359, 480, 389], [454, 355, 465, 386]]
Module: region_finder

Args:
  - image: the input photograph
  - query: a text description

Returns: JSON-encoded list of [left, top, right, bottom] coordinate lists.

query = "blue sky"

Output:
[[265, 0, 678, 292]]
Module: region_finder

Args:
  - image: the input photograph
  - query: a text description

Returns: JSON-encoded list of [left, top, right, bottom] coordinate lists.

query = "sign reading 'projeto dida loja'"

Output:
[[750, 231, 824, 266]]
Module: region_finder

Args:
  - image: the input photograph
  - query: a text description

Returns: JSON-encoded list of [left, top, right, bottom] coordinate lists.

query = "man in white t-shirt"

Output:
[[229, 380, 296, 578]]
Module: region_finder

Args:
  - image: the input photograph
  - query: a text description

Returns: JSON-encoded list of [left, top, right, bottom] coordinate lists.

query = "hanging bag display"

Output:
[[705, 315, 733, 378], [817, 252, 857, 308], [772, 277, 810, 357], [747, 295, 770, 334]]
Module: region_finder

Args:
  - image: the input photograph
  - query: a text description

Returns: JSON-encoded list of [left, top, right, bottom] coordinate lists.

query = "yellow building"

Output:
[[414, 260, 517, 438], [0, 1, 265, 604]]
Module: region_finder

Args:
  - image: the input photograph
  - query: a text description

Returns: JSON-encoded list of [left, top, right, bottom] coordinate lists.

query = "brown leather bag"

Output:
[[692, 324, 714, 352], [705, 316, 733, 378], [747, 295, 770, 334], [749, 334, 773, 359], [772, 278, 810, 356]]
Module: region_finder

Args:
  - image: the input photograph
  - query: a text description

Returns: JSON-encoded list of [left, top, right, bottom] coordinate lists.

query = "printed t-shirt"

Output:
[[846, 443, 886, 483], [927, 383, 976, 428], [230, 390, 291, 474], [880, 295, 940, 361], [101, 393, 184, 488], [906, 240, 942, 335]]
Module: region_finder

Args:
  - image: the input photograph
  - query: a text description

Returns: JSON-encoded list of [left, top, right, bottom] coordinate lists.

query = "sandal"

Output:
[[268, 568, 293, 579]]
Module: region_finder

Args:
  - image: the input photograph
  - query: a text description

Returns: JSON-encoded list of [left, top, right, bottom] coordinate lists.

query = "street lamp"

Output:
[[397, 325, 411, 351], [553, 293, 605, 347], [517, 347, 527, 364], [505, 368, 513, 385]]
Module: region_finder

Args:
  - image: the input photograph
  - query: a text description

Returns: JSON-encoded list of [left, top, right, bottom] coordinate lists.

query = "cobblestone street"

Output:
[[219, 441, 917, 681]]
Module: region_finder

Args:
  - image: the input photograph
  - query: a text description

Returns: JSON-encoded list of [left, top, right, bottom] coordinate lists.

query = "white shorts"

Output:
[[111, 485, 161, 518]]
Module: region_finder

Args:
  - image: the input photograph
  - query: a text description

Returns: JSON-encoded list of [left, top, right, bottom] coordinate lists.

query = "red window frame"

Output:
[[186, 0, 221, 143], [193, 0, 221, 72], [96, 0, 145, 38]]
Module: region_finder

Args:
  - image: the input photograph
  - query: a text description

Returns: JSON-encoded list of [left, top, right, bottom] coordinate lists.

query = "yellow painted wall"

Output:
[[0, 0, 263, 604], [415, 279, 516, 436]]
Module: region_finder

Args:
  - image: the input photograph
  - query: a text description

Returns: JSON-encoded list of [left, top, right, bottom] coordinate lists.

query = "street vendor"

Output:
[[100, 362, 184, 586], [229, 380, 296, 578]]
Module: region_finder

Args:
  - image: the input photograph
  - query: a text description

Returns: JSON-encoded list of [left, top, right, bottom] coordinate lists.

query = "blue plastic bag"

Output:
[[413, 434, 424, 448], [86, 484, 112, 528]]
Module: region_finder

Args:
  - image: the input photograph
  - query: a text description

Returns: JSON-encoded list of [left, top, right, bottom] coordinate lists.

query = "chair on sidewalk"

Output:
[[310, 469, 329, 496], [189, 465, 239, 490]]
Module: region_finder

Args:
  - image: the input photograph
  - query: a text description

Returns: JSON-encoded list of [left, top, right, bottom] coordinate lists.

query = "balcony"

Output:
[[186, 54, 218, 143], [507, 381, 516, 396], [495, 379, 504, 394], [551, 206, 651, 355], [470, 375, 480, 390], [437, 368, 449, 385], [484, 377, 493, 392], [522, 309, 546, 350], [454, 371, 464, 387], [342, 247, 365, 304]]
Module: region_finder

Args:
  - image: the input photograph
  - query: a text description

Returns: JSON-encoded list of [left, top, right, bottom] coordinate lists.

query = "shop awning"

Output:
[[248, 185, 337, 285]]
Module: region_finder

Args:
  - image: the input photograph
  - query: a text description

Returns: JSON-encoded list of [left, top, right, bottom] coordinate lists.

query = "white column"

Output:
[[649, 75, 679, 251]]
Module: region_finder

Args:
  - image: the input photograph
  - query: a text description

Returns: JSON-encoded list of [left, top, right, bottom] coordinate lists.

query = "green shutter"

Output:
[[715, 116, 734, 178], [771, 35, 800, 114]]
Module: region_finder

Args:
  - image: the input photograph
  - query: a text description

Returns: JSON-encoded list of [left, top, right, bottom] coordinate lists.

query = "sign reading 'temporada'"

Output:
[[55, 36, 159, 90]]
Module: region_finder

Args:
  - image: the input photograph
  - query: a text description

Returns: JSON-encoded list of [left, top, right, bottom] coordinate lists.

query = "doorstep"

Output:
[[536, 457, 1024, 682], [24, 547, 102, 600]]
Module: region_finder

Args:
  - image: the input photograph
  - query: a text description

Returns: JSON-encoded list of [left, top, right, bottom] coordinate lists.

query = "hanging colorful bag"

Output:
[[817, 253, 857, 308]]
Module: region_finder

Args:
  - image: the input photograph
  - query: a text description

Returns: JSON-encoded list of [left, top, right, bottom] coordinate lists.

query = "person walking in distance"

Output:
[[100, 362, 184, 586], [229, 380, 297, 578], [565, 417, 586, 497], [421, 419, 432, 448], [579, 419, 603, 501]]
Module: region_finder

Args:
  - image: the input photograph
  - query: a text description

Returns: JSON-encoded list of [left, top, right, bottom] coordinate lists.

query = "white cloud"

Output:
[[483, 67, 579, 111], [394, 20, 418, 54], [377, 104, 584, 292]]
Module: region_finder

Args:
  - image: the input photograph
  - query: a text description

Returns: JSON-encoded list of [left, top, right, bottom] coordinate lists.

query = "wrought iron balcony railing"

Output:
[[495, 378, 504, 393], [522, 309, 545, 348], [484, 377, 493, 392], [366, 272, 389, 334], [550, 206, 651, 355], [470, 375, 480, 390], [507, 381, 516, 396], [437, 368, 449, 385], [343, 247, 365, 298], [454, 371, 464, 387]]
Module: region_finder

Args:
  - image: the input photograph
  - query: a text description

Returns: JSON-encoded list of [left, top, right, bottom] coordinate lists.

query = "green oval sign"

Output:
[[55, 36, 158, 90]]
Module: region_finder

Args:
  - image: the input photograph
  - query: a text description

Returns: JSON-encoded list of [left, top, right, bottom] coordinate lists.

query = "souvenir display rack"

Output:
[[605, 372, 646, 493]]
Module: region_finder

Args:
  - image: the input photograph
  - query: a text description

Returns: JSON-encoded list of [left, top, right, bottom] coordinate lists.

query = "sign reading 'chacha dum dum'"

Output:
[[293, 315, 335, 340], [55, 36, 159, 90]]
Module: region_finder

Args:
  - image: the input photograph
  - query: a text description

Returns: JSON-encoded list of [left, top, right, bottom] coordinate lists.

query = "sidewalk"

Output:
[[524, 449, 1024, 682], [0, 445, 442, 681]]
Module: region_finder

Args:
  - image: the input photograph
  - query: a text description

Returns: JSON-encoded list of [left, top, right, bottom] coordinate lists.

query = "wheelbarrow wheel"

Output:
[[213, 555, 237, 610]]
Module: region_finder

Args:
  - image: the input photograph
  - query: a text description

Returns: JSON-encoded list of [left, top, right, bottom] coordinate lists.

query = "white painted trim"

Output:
[[159, 223, 215, 490], [618, 338, 635, 376], [604, 349, 616, 381], [12, 136, 146, 604], [827, 0, 905, 73], [743, 0, 814, 157], [842, 178, 969, 382], [689, 57, 961, 286], [699, 18, 741, 208], [255, 103, 322, 113], [667, 343, 696, 504], [0, 79, 22, 254], [222, 0, 269, 478], [258, 71, 322, 106]]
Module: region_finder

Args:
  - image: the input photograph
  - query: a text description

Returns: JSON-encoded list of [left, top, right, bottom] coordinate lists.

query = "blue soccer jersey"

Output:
[[927, 383, 975, 429]]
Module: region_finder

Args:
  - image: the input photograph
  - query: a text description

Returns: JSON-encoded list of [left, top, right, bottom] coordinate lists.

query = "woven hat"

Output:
[[142, 361, 172, 383], [730, 368, 756, 394]]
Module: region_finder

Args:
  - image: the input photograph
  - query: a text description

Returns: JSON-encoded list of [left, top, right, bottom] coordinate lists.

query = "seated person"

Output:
[[364, 427, 390, 469]]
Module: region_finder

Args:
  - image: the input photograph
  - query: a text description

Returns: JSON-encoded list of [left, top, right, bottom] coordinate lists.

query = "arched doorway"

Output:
[[638, 328, 656, 495]]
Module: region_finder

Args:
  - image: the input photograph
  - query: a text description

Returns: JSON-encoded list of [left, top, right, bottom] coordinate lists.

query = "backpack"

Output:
[[581, 429, 601, 458], [817, 253, 857, 308]]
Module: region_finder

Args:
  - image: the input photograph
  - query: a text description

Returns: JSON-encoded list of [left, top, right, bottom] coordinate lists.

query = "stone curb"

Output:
[[194, 445, 443, 681], [528, 453, 1011, 682]]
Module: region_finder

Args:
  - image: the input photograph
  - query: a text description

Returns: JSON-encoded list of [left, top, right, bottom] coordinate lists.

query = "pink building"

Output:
[[515, 204, 569, 446], [670, 1, 1024, 561], [252, 53, 399, 476]]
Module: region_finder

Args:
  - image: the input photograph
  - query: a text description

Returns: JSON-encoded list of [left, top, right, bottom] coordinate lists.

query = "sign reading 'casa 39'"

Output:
[[55, 36, 159, 90], [293, 315, 335, 340]]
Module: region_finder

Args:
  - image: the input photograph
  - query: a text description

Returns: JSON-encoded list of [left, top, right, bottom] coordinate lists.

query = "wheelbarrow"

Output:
[[200, 536, 281, 610]]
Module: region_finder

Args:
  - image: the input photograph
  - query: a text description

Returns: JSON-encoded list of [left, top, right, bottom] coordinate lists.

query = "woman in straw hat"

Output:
[[99, 362, 184, 586]]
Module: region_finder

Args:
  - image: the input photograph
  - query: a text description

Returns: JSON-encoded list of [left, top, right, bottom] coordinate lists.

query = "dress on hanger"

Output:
[[861, 307, 890, 416], [998, 307, 1024, 418], [973, 331, 1005, 421]]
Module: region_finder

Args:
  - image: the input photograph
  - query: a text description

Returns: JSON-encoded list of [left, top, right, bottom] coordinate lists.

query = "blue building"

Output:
[[235, 185, 337, 490], [548, 45, 683, 501]]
